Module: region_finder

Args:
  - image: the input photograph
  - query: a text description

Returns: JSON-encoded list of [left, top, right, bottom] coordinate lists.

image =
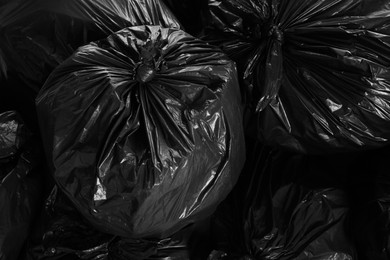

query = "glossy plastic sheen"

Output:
[[205, 0, 390, 153], [36, 25, 245, 238]]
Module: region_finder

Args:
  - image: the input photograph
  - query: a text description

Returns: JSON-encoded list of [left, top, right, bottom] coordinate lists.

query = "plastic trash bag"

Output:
[[0, 111, 43, 260], [24, 186, 193, 260], [36, 25, 245, 238], [207, 137, 357, 259], [0, 0, 180, 92], [204, 0, 390, 153]]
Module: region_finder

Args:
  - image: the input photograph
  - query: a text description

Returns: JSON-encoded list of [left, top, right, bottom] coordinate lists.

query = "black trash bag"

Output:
[[25, 186, 195, 260], [0, 0, 180, 92], [208, 138, 357, 259], [36, 25, 245, 238], [204, 0, 390, 153], [0, 111, 43, 260]]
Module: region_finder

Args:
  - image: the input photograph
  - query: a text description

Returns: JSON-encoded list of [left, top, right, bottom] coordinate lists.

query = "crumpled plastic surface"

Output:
[[0, 111, 43, 260], [36, 25, 245, 238], [204, 0, 390, 153], [207, 138, 357, 259], [0, 0, 180, 92], [24, 186, 193, 260]]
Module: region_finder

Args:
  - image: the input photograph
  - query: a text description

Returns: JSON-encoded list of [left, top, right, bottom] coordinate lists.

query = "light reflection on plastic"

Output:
[[94, 177, 107, 201]]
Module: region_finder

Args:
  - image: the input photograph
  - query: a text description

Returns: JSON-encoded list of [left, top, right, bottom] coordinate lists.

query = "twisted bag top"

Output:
[[206, 0, 390, 153], [36, 25, 245, 238]]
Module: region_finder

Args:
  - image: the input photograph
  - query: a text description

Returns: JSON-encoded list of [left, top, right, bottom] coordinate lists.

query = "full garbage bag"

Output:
[[0, 111, 43, 260], [36, 25, 245, 238], [0, 0, 180, 92], [204, 0, 390, 153], [207, 137, 357, 259]]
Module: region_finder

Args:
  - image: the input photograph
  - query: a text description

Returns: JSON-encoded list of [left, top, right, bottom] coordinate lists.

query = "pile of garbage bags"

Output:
[[1, 0, 390, 259]]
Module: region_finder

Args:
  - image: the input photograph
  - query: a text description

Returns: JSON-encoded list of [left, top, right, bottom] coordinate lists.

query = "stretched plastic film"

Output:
[[25, 186, 192, 260]]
